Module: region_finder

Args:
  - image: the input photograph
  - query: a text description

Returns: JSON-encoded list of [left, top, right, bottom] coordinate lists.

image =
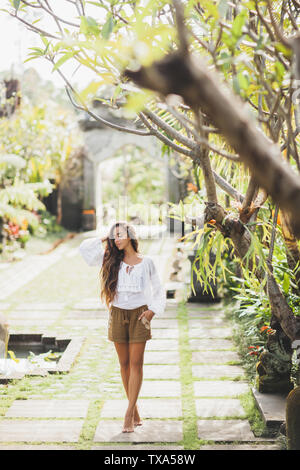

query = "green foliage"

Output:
[[35, 210, 65, 237], [101, 14, 115, 39], [0, 149, 51, 256], [12, 0, 20, 11], [0, 99, 81, 184], [220, 228, 300, 379], [5, 0, 297, 180], [4, 0, 297, 150], [0, 94, 82, 257], [189, 227, 233, 298], [223, 8, 248, 50], [224, 276, 271, 380]]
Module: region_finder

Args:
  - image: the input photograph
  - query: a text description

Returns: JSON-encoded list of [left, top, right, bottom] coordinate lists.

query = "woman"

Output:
[[79, 221, 166, 433]]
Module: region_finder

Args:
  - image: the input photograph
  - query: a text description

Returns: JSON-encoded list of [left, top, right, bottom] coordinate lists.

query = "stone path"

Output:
[[0, 232, 280, 450], [0, 245, 69, 301]]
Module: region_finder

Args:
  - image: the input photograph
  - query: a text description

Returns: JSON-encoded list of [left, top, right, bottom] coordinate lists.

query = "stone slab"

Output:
[[152, 329, 179, 339], [188, 312, 224, 319], [151, 319, 178, 329], [192, 365, 245, 379], [192, 351, 240, 364], [0, 420, 83, 442], [252, 387, 287, 432], [140, 380, 181, 397], [0, 445, 77, 450], [197, 419, 255, 442], [194, 381, 249, 397], [0, 251, 64, 300], [61, 319, 106, 328], [200, 444, 279, 450], [146, 340, 178, 351], [7, 319, 56, 327], [189, 328, 232, 339], [189, 339, 233, 351], [186, 307, 222, 315], [186, 302, 221, 309], [67, 310, 107, 319], [165, 300, 179, 308], [0, 302, 11, 310], [74, 297, 100, 303], [100, 399, 182, 418], [195, 399, 246, 418], [5, 400, 90, 418], [94, 420, 183, 443], [72, 301, 106, 310], [143, 365, 180, 380], [144, 351, 180, 364], [158, 311, 179, 319], [13, 302, 66, 310], [188, 318, 226, 327], [8, 310, 61, 320]]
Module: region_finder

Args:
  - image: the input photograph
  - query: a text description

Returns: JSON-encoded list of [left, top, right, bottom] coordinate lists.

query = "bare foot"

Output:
[[134, 406, 143, 427], [122, 411, 134, 433]]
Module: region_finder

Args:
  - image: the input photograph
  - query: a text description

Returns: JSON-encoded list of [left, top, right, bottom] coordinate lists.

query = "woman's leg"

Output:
[[123, 341, 146, 431], [114, 342, 130, 395], [114, 342, 142, 431]]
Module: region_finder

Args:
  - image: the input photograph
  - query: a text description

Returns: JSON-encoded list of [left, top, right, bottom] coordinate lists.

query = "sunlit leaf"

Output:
[[101, 14, 114, 39], [52, 52, 76, 72]]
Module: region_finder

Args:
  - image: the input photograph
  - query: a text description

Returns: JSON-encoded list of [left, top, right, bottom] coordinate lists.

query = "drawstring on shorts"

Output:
[[121, 310, 130, 325]]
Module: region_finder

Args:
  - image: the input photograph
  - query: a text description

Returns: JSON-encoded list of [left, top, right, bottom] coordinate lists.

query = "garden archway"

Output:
[[80, 115, 179, 230]]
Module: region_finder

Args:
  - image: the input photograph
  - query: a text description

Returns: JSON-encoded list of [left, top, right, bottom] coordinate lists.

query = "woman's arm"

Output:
[[145, 258, 167, 316], [78, 237, 106, 266]]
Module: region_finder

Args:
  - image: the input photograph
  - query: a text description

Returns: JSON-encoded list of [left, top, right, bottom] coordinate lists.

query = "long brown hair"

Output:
[[100, 221, 139, 307]]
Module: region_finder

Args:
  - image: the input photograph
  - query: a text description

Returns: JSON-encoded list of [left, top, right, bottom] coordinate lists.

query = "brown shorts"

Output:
[[108, 304, 152, 343]]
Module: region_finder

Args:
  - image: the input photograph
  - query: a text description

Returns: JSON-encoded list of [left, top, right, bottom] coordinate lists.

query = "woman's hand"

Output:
[[138, 309, 155, 322]]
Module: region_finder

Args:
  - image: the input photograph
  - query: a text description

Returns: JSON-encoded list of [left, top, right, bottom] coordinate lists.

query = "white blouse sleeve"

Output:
[[147, 258, 166, 316], [78, 237, 104, 266]]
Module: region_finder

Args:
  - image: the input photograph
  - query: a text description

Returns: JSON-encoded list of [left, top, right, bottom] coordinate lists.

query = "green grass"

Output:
[[240, 391, 267, 437], [177, 301, 199, 449]]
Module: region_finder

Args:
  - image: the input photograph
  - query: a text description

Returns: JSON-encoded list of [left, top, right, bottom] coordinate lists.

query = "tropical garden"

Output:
[[1, 0, 300, 449], [0, 72, 82, 259]]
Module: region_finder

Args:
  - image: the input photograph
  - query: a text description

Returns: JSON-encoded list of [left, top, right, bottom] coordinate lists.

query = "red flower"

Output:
[[187, 183, 198, 193], [8, 222, 20, 237], [260, 326, 269, 332]]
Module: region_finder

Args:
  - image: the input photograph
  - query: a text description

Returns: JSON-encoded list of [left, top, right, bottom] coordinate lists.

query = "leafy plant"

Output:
[[0, 93, 82, 257]]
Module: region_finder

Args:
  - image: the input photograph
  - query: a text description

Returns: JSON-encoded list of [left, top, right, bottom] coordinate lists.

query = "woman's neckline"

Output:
[[122, 257, 145, 267]]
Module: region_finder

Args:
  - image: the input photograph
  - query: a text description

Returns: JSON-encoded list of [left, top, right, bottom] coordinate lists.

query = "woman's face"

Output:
[[113, 226, 131, 251]]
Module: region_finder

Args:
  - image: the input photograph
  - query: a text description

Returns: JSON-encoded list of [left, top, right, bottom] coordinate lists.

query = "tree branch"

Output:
[[124, 51, 300, 237], [65, 87, 152, 136], [139, 112, 244, 202], [9, 10, 61, 39]]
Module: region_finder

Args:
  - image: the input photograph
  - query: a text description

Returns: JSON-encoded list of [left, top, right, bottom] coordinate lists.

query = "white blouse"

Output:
[[78, 237, 166, 315], [113, 260, 148, 310]]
